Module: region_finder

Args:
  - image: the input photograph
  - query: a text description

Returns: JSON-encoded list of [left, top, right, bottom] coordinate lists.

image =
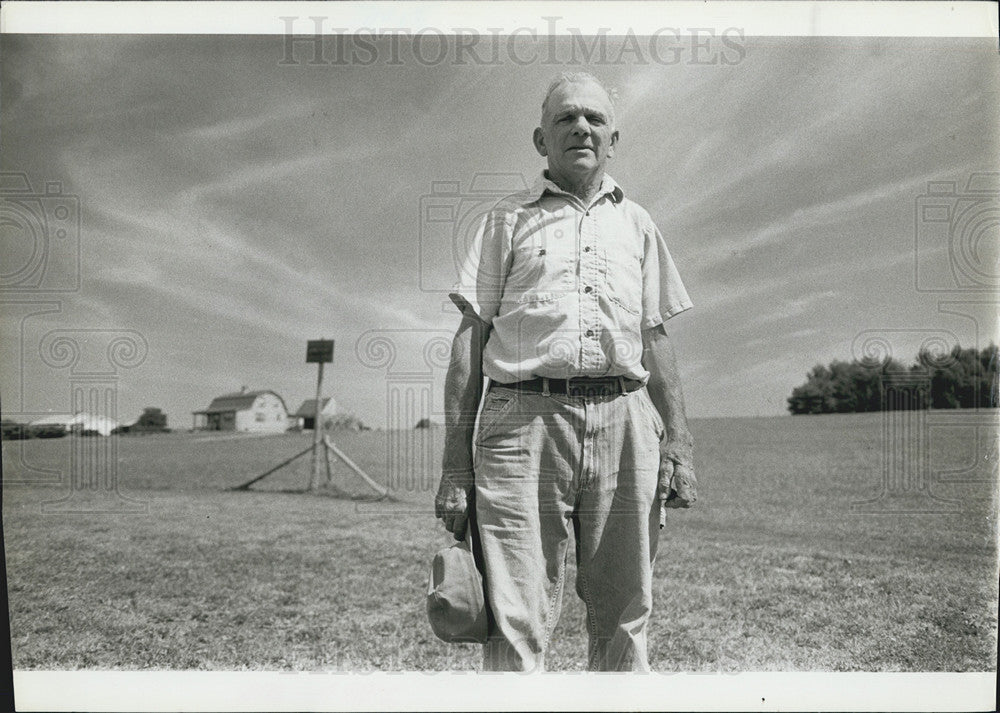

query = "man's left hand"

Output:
[[658, 453, 697, 509]]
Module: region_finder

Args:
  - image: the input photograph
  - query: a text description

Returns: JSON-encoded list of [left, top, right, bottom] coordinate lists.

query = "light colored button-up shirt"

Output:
[[450, 172, 692, 384]]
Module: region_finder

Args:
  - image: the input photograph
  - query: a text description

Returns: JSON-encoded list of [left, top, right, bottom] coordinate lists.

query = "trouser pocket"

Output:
[[475, 388, 518, 444]]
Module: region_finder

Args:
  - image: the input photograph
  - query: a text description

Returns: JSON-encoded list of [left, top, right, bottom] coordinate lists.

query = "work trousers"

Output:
[[473, 384, 663, 672]]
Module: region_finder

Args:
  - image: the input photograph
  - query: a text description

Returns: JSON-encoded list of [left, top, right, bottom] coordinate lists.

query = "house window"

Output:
[[255, 413, 265, 422]]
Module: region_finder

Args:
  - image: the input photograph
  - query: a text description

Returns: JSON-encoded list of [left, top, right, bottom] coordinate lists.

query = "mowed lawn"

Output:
[[3, 412, 997, 671]]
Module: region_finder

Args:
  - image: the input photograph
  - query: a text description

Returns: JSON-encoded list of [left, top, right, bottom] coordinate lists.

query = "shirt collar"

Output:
[[523, 171, 624, 205]]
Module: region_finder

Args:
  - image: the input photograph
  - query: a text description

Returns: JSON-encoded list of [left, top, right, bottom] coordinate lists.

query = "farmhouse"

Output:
[[293, 397, 338, 430], [192, 389, 290, 433]]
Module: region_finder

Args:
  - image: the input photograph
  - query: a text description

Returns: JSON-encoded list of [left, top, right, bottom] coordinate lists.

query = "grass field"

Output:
[[3, 411, 998, 671]]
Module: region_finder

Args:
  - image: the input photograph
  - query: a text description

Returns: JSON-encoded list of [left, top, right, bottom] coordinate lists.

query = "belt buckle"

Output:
[[567, 377, 601, 398]]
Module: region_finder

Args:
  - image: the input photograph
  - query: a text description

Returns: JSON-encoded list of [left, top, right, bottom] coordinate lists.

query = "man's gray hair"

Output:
[[540, 72, 616, 127]]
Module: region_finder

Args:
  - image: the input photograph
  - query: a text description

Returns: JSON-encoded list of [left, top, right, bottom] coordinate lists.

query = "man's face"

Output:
[[533, 80, 618, 184]]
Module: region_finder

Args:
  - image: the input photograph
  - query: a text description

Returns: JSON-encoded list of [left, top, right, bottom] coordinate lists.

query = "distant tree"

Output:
[[29, 423, 66, 438], [787, 365, 833, 415], [324, 413, 367, 431], [915, 344, 999, 410], [414, 418, 433, 429], [133, 407, 169, 433], [787, 346, 990, 414], [1, 420, 27, 440], [982, 345, 999, 408]]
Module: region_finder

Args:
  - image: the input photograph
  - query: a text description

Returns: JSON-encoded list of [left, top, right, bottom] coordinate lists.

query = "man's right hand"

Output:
[[435, 474, 472, 541]]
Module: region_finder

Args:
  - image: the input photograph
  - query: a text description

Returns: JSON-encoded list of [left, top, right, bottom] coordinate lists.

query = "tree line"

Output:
[[787, 344, 998, 415]]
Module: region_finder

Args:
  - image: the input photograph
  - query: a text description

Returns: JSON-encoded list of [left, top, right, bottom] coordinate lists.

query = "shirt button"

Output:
[[584, 286, 593, 293], [538, 248, 546, 256], [585, 329, 595, 337]]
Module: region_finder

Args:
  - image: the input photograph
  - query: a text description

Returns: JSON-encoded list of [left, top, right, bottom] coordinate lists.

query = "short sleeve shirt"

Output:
[[449, 173, 692, 384]]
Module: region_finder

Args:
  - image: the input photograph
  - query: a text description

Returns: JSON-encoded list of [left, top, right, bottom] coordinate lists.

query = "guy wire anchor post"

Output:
[[229, 444, 313, 491], [324, 435, 389, 500]]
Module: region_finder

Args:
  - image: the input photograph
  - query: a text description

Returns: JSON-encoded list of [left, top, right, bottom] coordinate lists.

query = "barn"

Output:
[[292, 397, 338, 430], [192, 389, 290, 433]]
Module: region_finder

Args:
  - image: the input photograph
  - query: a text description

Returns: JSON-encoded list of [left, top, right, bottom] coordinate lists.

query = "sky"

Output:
[[1, 31, 997, 429]]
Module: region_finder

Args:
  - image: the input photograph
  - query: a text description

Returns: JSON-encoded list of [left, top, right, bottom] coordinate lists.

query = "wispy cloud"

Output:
[[181, 102, 321, 142], [749, 291, 840, 326], [682, 166, 974, 275]]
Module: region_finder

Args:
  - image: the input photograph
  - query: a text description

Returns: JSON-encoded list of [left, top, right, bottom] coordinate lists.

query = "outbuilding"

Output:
[[192, 388, 289, 433], [292, 397, 338, 430]]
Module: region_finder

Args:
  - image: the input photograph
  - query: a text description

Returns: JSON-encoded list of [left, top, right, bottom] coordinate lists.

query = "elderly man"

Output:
[[435, 72, 696, 672]]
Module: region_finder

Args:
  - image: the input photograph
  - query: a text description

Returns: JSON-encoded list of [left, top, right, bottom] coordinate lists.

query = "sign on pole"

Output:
[[306, 339, 334, 364]]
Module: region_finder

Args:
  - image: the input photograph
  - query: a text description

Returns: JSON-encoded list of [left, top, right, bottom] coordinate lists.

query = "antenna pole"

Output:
[[308, 361, 325, 491]]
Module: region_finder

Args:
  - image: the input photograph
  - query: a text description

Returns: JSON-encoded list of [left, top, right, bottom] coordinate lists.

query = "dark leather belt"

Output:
[[494, 376, 644, 397]]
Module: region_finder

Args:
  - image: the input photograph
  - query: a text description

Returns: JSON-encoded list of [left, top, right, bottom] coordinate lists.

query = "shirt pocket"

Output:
[[509, 244, 574, 305], [602, 245, 643, 317]]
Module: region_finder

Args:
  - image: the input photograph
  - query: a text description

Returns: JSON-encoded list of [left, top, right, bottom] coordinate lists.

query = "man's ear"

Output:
[[607, 129, 619, 158], [532, 127, 547, 157]]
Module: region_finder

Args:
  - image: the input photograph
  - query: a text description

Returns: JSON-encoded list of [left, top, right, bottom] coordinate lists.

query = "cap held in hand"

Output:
[[426, 534, 488, 644]]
